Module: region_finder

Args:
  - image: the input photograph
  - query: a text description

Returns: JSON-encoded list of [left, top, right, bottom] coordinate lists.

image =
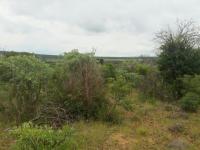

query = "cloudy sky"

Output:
[[0, 0, 199, 56]]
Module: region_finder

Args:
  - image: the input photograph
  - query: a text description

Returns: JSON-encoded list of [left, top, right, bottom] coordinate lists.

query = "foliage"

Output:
[[104, 73, 133, 123], [102, 63, 116, 80], [108, 75, 131, 102], [0, 55, 52, 123], [156, 21, 200, 99], [180, 75, 200, 112], [180, 92, 200, 112], [51, 50, 108, 120], [182, 75, 200, 96], [134, 63, 152, 76], [134, 65, 172, 100], [10, 122, 76, 150]]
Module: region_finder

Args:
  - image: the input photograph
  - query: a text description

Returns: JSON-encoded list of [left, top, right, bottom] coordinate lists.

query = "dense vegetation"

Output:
[[1, 21, 200, 149]]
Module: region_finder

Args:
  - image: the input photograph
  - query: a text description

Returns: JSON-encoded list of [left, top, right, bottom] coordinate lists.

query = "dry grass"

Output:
[[71, 91, 200, 149], [1, 91, 200, 149], [0, 125, 14, 150]]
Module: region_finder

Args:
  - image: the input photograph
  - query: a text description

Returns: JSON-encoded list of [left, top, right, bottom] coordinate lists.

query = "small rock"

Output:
[[168, 123, 184, 133], [168, 112, 189, 120], [177, 112, 189, 119], [167, 138, 189, 150]]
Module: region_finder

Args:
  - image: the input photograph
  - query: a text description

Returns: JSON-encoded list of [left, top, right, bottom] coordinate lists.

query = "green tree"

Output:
[[156, 20, 200, 99]]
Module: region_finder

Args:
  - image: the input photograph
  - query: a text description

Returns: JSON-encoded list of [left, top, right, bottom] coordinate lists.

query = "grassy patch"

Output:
[[1, 91, 200, 149]]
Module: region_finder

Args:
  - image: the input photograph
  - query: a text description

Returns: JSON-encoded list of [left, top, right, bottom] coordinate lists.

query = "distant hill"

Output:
[[0, 50, 62, 59], [0, 51, 157, 64]]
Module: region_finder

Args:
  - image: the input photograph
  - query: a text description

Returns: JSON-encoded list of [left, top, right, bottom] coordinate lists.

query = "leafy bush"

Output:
[[180, 92, 200, 112], [108, 75, 131, 102], [10, 122, 76, 150], [107, 74, 132, 112], [135, 63, 152, 76], [182, 75, 200, 96]]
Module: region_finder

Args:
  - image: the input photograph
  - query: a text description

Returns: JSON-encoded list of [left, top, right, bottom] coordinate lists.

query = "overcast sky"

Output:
[[0, 0, 199, 56]]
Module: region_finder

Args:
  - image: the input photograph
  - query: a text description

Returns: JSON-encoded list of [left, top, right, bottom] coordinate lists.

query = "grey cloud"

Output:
[[0, 17, 43, 34], [5, 0, 154, 33], [0, 0, 200, 56]]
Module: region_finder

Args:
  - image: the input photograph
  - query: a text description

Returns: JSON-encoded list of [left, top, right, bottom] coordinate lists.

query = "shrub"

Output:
[[0, 55, 53, 123], [52, 50, 109, 120], [135, 63, 152, 76], [108, 75, 131, 102], [103, 108, 123, 124], [123, 72, 140, 88], [136, 67, 173, 100], [107, 75, 132, 112], [180, 92, 200, 112], [119, 98, 134, 111], [10, 122, 76, 150], [182, 75, 200, 96], [136, 127, 148, 136], [102, 64, 116, 79]]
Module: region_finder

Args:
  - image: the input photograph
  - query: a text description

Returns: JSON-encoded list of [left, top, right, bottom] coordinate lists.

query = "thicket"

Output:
[[0, 51, 135, 127], [0, 55, 52, 124], [46, 50, 110, 121]]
